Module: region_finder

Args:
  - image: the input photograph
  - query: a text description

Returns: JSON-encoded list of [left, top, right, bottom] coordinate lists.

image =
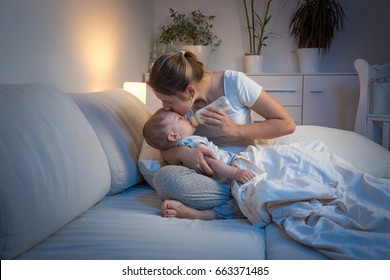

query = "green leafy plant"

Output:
[[243, 0, 276, 55], [159, 8, 222, 51], [289, 0, 346, 53]]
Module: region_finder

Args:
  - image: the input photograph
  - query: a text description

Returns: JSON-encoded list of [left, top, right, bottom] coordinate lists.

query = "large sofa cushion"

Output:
[[0, 84, 111, 259], [71, 89, 152, 195]]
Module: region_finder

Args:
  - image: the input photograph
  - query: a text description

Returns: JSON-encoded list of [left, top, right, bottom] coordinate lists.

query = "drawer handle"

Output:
[[309, 89, 324, 93], [265, 89, 296, 93]]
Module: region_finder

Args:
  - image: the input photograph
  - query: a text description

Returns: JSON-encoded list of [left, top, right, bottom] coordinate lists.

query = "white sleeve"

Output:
[[224, 71, 262, 109], [235, 72, 262, 107], [177, 135, 207, 148]]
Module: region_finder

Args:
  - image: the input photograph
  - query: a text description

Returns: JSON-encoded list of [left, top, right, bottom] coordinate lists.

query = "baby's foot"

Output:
[[162, 200, 216, 220]]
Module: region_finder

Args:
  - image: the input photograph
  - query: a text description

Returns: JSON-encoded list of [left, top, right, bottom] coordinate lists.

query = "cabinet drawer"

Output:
[[249, 75, 303, 106], [302, 75, 359, 130], [252, 106, 302, 125]]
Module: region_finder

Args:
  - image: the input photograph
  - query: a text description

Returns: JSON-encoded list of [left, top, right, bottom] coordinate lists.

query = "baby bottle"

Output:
[[187, 96, 231, 127]]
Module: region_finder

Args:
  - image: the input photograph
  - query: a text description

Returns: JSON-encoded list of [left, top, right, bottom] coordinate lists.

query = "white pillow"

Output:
[[138, 140, 166, 189], [276, 125, 390, 178]]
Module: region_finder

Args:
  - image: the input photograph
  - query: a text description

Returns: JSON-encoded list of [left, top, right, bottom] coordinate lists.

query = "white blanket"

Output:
[[231, 141, 390, 259]]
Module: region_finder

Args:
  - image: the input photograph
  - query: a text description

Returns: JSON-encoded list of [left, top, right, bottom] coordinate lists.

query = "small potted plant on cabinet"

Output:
[[243, 0, 276, 73], [159, 8, 222, 67], [289, 0, 346, 72]]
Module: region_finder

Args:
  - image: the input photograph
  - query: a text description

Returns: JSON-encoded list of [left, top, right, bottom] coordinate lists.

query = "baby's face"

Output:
[[163, 110, 196, 137]]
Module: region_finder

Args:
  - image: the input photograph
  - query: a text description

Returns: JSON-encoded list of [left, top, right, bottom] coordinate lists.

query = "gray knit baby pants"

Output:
[[153, 165, 245, 219]]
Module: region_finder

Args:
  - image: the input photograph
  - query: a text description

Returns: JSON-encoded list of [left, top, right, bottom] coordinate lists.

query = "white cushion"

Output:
[[71, 89, 152, 195], [0, 84, 111, 259]]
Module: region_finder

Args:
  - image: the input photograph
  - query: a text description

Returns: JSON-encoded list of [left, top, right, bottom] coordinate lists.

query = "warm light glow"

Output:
[[70, 2, 121, 91], [123, 82, 146, 104]]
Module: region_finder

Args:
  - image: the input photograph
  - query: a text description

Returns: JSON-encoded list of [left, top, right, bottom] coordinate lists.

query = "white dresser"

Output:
[[248, 73, 359, 131]]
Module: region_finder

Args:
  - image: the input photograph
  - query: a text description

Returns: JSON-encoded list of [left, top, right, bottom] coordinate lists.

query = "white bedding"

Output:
[[232, 141, 390, 259]]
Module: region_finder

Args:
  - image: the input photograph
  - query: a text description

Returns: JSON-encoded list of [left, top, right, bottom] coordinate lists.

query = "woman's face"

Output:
[[155, 92, 192, 116]]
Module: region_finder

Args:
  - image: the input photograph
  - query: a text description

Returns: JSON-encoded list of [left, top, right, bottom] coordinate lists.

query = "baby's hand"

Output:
[[234, 168, 256, 184]]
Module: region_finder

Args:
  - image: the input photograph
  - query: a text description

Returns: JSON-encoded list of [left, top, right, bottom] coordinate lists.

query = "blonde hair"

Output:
[[143, 108, 176, 150], [147, 51, 205, 99]]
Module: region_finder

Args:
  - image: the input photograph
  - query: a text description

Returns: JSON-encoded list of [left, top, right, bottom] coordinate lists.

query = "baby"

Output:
[[143, 108, 256, 184]]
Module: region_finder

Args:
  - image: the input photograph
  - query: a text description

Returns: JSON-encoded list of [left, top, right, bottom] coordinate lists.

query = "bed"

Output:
[[1, 83, 389, 260]]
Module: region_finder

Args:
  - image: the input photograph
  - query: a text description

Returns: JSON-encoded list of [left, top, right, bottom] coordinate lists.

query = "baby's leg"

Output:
[[153, 165, 245, 219], [162, 200, 215, 220]]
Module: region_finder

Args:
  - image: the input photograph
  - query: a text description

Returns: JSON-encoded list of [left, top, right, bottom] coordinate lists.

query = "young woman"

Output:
[[147, 51, 296, 220]]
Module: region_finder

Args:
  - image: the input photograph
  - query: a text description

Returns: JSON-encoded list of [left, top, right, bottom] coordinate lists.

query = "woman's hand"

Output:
[[178, 146, 216, 176], [198, 90, 296, 140], [198, 107, 239, 137]]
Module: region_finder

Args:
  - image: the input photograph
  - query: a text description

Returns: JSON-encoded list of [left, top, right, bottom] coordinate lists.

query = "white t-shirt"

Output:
[[195, 70, 262, 154]]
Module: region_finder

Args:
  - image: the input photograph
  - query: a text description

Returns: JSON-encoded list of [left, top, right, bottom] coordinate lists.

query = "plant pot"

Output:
[[182, 45, 211, 68], [296, 48, 322, 73], [243, 55, 264, 74]]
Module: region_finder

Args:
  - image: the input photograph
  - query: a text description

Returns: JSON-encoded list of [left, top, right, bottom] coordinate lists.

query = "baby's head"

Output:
[[143, 108, 196, 150]]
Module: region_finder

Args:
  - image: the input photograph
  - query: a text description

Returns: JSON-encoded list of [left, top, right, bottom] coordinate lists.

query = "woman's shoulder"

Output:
[[223, 70, 256, 91], [224, 70, 246, 79], [223, 70, 253, 87], [223, 69, 262, 108]]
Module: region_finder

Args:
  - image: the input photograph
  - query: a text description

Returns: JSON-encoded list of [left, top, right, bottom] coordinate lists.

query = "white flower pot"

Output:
[[182, 45, 211, 68], [296, 48, 322, 73], [243, 55, 264, 74]]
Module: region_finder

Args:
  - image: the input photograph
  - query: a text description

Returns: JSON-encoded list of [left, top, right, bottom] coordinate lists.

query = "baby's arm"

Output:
[[202, 155, 255, 184], [204, 156, 255, 183]]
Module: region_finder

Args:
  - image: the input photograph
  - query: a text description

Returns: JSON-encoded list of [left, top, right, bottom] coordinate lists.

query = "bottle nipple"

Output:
[[186, 110, 199, 127]]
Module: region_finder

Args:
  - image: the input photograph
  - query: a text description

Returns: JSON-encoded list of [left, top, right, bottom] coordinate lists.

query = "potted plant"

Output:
[[289, 0, 346, 72], [243, 0, 276, 73], [159, 8, 222, 67]]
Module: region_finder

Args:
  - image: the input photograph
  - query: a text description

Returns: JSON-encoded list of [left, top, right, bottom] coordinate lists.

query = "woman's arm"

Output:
[[160, 145, 216, 176], [200, 89, 296, 140], [243, 89, 296, 139]]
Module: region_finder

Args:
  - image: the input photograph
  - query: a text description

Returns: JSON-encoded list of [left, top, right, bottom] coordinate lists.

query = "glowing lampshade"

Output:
[[123, 82, 146, 104]]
